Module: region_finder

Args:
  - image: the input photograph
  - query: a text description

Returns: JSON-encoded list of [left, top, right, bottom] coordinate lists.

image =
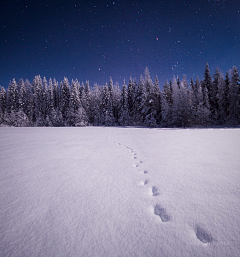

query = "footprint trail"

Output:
[[110, 132, 213, 247]]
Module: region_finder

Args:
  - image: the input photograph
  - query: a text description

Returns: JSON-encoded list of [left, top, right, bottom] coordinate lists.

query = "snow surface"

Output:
[[0, 127, 240, 257]]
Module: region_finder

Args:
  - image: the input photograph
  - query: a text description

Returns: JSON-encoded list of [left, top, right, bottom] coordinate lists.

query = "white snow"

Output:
[[0, 127, 240, 257]]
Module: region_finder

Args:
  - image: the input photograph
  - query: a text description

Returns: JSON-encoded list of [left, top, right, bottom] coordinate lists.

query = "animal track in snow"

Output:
[[144, 170, 148, 174], [144, 180, 149, 185], [195, 225, 213, 244], [132, 164, 139, 168], [152, 186, 160, 196], [154, 204, 170, 222]]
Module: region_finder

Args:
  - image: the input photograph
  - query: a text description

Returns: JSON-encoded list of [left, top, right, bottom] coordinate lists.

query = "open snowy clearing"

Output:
[[0, 127, 240, 257]]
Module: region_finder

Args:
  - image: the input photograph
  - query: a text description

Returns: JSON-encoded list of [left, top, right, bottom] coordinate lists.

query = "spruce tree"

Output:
[[212, 68, 221, 123], [202, 63, 211, 109], [127, 77, 135, 120], [48, 78, 55, 113], [224, 71, 230, 119], [119, 80, 129, 126], [196, 77, 210, 126], [7, 78, 18, 113], [69, 79, 85, 126], [179, 76, 190, 127], [32, 75, 43, 124], [18, 79, 27, 114], [152, 75, 161, 124], [228, 66, 240, 125], [52, 78, 59, 110], [0, 87, 7, 123], [24, 79, 33, 123], [60, 77, 71, 124], [144, 67, 153, 94], [84, 80, 90, 117], [42, 76, 49, 123], [216, 71, 227, 124], [135, 75, 145, 125], [143, 69, 156, 126], [171, 76, 181, 126], [101, 83, 114, 126], [108, 77, 114, 122], [189, 77, 198, 125], [91, 83, 101, 126], [161, 79, 172, 127]]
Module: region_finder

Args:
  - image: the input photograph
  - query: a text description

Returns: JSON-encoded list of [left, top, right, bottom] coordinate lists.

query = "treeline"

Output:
[[0, 64, 239, 127]]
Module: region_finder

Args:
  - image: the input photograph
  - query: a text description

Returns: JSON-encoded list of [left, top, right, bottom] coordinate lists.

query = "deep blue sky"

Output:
[[0, 0, 239, 88]]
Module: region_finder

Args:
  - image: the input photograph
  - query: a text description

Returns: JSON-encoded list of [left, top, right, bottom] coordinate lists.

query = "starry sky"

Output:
[[0, 0, 240, 88]]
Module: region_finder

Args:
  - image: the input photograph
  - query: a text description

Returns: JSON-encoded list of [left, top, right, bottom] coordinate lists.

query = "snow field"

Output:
[[0, 127, 240, 257]]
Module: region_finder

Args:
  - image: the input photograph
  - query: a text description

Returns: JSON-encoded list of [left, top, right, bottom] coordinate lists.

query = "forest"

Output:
[[0, 63, 239, 127]]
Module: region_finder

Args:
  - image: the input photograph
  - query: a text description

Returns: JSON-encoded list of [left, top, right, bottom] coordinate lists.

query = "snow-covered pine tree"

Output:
[[75, 105, 88, 126], [118, 79, 129, 126], [108, 77, 115, 123], [171, 76, 190, 127], [152, 75, 161, 124], [161, 79, 172, 127], [60, 77, 71, 125], [68, 79, 82, 126], [80, 82, 87, 113], [196, 77, 210, 126], [144, 67, 153, 95], [110, 81, 121, 124], [216, 71, 227, 124], [1, 78, 29, 126], [91, 83, 101, 126], [127, 77, 135, 122], [48, 78, 54, 113], [202, 63, 211, 120], [7, 78, 18, 113], [228, 66, 240, 125], [189, 77, 198, 126], [178, 76, 190, 127], [18, 79, 27, 114], [24, 79, 33, 124], [52, 78, 59, 110], [42, 76, 49, 124], [47, 78, 55, 126], [101, 83, 114, 126], [0, 86, 7, 124], [203, 63, 212, 96], [32, 75, 43, 124], [134, 74, 145, 125], [224, 71, 230, 119], [211, 68, 222, 123], [142, 69, 157, 126], [171, 76, 181, 126], [84, 80, 90, 117], [144, 75, 160, 127]]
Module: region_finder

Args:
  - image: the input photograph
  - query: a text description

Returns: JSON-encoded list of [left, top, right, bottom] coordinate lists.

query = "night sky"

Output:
[[1, 0, 240, 88]]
